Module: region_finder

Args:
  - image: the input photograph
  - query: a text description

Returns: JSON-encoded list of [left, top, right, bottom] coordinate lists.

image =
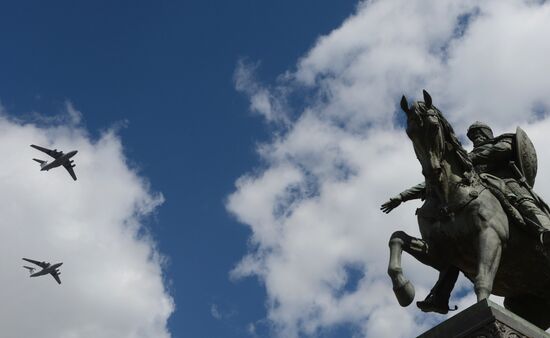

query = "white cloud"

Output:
[[64, 101, 84, 125], [234, 60, 290, 125], [228, 0, 550, 337], [0, 108, 173, 337], [440, 0, 550, 130], [211, 304, 223, 320]]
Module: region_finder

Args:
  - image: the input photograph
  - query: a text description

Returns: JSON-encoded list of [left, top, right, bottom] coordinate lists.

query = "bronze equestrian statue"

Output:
[[384, 90, 550, 329]]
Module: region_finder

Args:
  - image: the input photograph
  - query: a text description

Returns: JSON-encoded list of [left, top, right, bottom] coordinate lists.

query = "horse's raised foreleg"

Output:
[[388, 230, 440, 307], [474, 228, 502, 300]]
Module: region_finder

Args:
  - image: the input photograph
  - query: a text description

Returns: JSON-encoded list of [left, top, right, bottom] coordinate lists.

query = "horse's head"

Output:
[[400, 90, 446, 178], [400, 90, 474, 203]]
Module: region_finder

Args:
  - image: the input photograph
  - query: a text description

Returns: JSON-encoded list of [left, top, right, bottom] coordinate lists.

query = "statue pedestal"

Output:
[[418, 299, 549, 338]]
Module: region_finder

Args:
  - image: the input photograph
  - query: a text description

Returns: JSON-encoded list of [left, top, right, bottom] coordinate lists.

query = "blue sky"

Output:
[[0, 1, 357, 337], [4, 1, 550, 337]]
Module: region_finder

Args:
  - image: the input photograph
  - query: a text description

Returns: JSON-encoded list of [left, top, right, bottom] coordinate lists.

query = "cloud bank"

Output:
[[229, 0, 550, 337], [0, 104, 173, 337]]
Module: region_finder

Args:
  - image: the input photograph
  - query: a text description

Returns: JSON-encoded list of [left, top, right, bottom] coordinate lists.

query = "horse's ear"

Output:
[[423, 89, 432, 108], [400, 95, 410, 114]]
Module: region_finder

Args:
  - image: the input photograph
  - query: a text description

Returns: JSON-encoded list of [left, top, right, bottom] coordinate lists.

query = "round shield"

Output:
[[515, 127, 538, 187]]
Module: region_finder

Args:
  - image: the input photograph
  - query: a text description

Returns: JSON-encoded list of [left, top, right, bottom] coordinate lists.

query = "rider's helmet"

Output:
[[467, 121, 494, 141]]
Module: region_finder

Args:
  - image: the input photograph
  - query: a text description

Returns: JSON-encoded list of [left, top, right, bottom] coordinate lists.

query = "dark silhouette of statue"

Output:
[[383, 90, 550, 330]]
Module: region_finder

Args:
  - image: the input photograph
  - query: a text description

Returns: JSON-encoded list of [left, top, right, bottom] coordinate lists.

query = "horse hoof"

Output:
[[393, 280, 415, 307]]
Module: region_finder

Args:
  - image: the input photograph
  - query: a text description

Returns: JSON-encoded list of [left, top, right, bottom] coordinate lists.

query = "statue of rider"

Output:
[[381, 121, 550, 314]]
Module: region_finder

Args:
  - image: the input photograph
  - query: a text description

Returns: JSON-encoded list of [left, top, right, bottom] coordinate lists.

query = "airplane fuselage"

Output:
[[30, 262, 63, 277], [41, 151, 78, 171]]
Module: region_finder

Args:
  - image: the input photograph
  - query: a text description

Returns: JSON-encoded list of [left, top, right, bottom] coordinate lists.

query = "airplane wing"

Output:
[[22, 258, 49, 268], [30, 144, 63, 159], [63, 163, 77, 181], [50, 271, 61, 285]]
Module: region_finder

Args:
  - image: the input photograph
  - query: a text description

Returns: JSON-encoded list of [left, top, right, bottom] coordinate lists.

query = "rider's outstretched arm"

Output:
[[381, 182, 426, 213]]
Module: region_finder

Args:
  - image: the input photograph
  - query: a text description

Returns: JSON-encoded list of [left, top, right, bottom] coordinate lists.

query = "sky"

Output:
[[2, 0, 550, 337]]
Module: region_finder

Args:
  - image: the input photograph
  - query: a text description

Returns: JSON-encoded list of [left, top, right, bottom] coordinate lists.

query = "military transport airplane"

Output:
[[22, 258, 62, 284], [30, 144, 78, 181]]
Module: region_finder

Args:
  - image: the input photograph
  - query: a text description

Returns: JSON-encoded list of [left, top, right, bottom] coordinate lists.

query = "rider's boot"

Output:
[[523, 220, 550, 246], [514, 198, 550, 246], [416, 291, 452, 314], [539, 229, 550, 246], [416, 266, 459, 314]]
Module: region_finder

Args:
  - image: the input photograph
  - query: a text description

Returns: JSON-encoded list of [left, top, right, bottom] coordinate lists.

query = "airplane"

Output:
[[22, 258, 62, 284], [30, 144, 78, 181]]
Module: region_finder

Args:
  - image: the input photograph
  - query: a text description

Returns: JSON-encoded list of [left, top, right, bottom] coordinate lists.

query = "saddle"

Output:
[[414, 174, 525, 227]]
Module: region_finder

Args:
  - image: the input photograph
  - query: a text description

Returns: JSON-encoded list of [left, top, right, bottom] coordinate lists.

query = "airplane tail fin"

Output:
[[23, 266, 35, 275], [33, 159, 47, 168]]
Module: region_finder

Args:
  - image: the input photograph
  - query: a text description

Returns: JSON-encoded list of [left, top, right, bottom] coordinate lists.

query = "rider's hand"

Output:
[[381, 196, 402, 213]]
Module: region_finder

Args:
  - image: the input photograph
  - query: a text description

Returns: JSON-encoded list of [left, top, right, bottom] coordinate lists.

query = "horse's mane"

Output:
[[418, 102, 474, 173]]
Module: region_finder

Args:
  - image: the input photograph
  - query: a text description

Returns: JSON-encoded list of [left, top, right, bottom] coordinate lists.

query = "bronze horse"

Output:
[[387, 90, 550, 329]]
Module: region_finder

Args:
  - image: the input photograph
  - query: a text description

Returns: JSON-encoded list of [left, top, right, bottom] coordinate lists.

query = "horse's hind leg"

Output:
[[388, 231, 443, 307], [504, 295, 550, 330]]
